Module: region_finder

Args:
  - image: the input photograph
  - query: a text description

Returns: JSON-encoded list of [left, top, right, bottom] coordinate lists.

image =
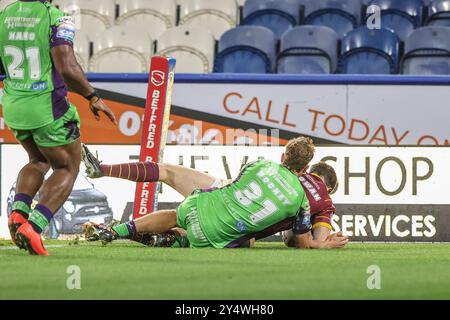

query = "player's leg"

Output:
[[82, 144, 218, 197], [35, 141, 81, 212], [84, 209, 177, 243], [84, 193, 212, 248], [131, 228, 189, 248], [16, 140, 81, 255], [128, 200, 209, 248], [152, 228, 190, 248], [85, 220, 189, 247], [16, 105, 82, 256], [158, 163, 218, 197], [8, 135, 50, 245]]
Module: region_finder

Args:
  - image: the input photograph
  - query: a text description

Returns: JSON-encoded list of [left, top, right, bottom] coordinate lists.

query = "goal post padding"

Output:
[[133, 56, 176, 220]]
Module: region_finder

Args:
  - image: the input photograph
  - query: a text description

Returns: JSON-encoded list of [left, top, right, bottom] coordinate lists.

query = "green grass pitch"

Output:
[[0, 240, 449, 300]]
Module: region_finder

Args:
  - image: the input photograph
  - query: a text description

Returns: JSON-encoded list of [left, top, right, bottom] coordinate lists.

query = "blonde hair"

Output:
[[283, 137, 315, 173]]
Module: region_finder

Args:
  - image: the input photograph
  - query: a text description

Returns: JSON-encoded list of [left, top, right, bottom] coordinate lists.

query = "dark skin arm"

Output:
[[0, 58, 5, 75], [51, 45, 117, 125]]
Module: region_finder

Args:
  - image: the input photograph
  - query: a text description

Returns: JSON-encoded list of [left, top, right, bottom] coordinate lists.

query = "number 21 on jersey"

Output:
[[4, 46, 41, 80], [234, 181, 278, 223]]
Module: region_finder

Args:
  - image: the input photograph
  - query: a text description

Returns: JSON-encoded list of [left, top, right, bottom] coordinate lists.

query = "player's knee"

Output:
[[29, 154, 47, 165], [157, 163, 171, 182], [36, 161, 51, 175], [282, 230, 296, 247], [28, 157, 50, 174], [49, 154, 79, 175], [70, 164, 80, 178]]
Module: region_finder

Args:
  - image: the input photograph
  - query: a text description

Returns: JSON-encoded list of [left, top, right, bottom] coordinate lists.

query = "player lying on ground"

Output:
[[1, 0, 117, 256], [82, 145, 338, 248], [82, 137, 348, 249]]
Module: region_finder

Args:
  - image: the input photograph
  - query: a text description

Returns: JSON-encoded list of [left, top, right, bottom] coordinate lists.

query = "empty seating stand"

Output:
[[55, 0, 116, 41], [214, 26, 277, 73], [73, 29, 90, 71], [89, 26, 153, 72], [426, 0, 450, 26], [156, 26, 216, 73], [303, 0, 361, 39], [178, 0, 239, 40], [277, 26, 339, 74], [365, 0, 423, 42], [116, 0, 177, 40], [242, 0, 301, 38], [338, 27, 400, 74], [0, 0, 16, 10], [402, 26, 450, 74]]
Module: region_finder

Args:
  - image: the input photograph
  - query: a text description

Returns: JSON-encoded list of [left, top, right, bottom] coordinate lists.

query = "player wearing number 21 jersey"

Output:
[[83, 137, 348, 249], [179, 158, 310, 248], [1, 1, 77, 134], [1, 0, 116, 256]]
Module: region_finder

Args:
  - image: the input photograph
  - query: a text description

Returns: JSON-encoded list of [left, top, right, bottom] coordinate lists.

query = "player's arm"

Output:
[[51, 45, 93, 98], [0, 58, 4, 75], [51, 46, 116, 125], [292, 208, 348, 249], [312, 226, 331, 241], [282, 227, 333, 247], [311, 211, 334, 241], [50, 15, 116, 124], [295, 231, 348, 249]]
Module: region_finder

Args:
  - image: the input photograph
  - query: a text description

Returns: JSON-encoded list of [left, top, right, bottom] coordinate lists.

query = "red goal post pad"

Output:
[[133, 56, 176, 219]]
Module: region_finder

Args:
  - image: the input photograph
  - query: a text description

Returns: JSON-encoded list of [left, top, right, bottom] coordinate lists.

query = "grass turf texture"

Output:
[[0, 241, 449, 300]]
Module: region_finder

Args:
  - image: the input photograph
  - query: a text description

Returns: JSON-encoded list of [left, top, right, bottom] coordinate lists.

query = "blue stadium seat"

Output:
[[303, 0, 362, 39], [365, 0, 424, 41], [426, 0, 450, 26], [242, 0, 301, 38], [277, 26, 339, 74], [214, 26, 277, 73], [401, 26, 450, 74], [338, 27, 400, 74]]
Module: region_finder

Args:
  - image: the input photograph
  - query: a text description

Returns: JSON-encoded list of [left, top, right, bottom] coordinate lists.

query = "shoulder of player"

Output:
[[300, 173, 328, 191], [47, 4, 72, 26], [300, 173, 335, 210]]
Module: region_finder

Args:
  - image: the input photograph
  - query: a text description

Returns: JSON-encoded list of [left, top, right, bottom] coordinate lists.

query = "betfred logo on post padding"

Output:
[[151, 70, 165, 87], [133, 56, 176, 219]]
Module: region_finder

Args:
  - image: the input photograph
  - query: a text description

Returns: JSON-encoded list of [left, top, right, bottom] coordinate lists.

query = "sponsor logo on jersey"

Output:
[[4, 17, 40, 29], [236, 220, 247, 232], [31, 82, 48, 91], [57, 16, 75, 25], [56, 16, 76, 43], [56, 28, 75, 43], [16, 5, 31, 13], [302, 214, 311, 227]]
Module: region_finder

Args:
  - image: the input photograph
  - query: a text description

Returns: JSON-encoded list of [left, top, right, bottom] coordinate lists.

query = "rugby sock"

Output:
[[100, 162, 159, 182], [130, 232, 156, 246], [28, 204, 53, 234], [12, 193, 33, 218], [112, 221, 137, 238]]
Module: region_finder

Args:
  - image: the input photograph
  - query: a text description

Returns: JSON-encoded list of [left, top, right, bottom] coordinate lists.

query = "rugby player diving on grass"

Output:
[[82, 137, 348, 249]]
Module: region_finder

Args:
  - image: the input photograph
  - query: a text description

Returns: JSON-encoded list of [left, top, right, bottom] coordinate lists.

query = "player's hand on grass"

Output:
[[325, 232, 349, 249], [89, 96, 117, 125]]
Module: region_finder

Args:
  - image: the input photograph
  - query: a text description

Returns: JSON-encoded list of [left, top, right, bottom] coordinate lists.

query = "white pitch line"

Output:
[[0, 244, 68, 251]]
